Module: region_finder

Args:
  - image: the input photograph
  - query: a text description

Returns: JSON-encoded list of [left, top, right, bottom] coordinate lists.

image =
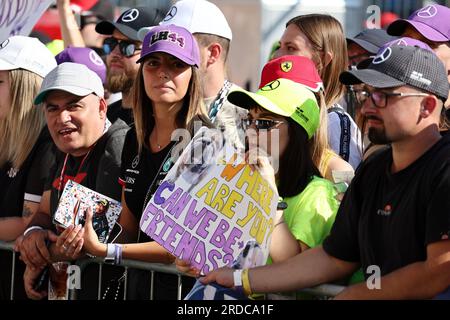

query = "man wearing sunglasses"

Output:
[[95, 6, 167, 125]]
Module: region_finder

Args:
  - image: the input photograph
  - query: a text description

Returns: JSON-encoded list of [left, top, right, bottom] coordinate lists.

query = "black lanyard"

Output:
[[208, 80, 232, 122]]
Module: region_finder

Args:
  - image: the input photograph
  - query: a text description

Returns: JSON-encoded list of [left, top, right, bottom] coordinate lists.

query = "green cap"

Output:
[[228, 78, 320, 139]]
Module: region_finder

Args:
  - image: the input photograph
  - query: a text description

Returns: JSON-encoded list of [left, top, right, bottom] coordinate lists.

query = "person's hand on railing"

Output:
[[199, 267, 234, 288], [54, 224, 85, 260], [18, 229, 57, 270], [175, 258, 200, 277], [23, 265, 47, 300]]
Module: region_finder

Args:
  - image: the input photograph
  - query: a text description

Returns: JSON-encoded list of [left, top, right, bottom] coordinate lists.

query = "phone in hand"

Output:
[[33, 267, 49, 292]]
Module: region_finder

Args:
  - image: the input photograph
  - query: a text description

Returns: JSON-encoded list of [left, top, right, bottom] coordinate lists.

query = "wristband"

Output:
[[242, 268, 253, 296], [23, 226, 43, 237], [114, 244, 123, 265], [104, 243, 115, 264], [233, 269, 243, 293]]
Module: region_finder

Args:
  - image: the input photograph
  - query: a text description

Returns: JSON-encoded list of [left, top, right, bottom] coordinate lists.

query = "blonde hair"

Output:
[[132, 63, 210, 153], [310, 90, 336, 176], [0, 69, 45, 169], [287, 14, 348, 107]]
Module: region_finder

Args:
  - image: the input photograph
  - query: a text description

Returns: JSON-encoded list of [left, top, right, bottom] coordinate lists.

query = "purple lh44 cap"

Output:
[[387, 4, 450, 42], [136, 24, 200, 67], [56, 47, 106, 84]]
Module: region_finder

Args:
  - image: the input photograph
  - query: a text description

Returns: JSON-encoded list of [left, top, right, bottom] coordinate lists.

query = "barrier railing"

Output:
[[0, 240, 345, 300], [0, 241, 16, 300]]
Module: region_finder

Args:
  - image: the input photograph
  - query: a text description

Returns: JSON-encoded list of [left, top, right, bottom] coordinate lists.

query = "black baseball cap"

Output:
[[96, 7, 166, 41], [347, 29, 398, 54], [340, 45, 449, 102]]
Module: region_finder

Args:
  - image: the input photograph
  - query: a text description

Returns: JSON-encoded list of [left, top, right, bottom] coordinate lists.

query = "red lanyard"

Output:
[[57, 150, 92, 199]]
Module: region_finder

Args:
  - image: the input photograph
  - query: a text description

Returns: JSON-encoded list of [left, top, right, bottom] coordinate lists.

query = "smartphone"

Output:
[[33, 267, 49, 292]]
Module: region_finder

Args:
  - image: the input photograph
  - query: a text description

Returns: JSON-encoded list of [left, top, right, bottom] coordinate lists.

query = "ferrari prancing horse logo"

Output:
[[281, 61, 293, 72]]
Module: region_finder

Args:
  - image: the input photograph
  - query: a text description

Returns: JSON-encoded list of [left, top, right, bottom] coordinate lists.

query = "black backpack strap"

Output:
[[328, 105, 351, 162]]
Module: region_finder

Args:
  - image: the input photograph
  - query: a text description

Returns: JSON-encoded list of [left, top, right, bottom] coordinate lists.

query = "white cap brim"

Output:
[[34, 86, 97, 105], [0, 59, 18, 71]]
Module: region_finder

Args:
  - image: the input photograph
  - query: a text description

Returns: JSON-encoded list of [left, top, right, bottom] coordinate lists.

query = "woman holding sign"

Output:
[[177, 78, 341, 296], [231, 79, 341, 299], [80, 25, 210, 299]]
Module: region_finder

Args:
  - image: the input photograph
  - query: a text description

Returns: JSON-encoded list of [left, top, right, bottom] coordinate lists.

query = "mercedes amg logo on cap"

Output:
[[396, 39, 409, 46], [121, 8, 140, 22], [372, 47, 392, 64], [163, 6, 178, 22], [0, 39, 9, 49], [89, 51, 104, 66], [417, 5, 438, 18], [260, 80, 280, 91]]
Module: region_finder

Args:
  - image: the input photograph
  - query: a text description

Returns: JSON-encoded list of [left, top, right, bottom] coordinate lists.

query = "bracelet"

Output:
[[241, 268, 253, 296], [23, 226, 43, 237]]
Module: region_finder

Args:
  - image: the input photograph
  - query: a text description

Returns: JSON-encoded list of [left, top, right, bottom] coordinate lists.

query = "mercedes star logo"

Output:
[[121, 8, 139, 22], [372, 47, 392, 65], [89, 51, 104, 66], [260, 80, 281, 91], [0, 39, 9, 49], [417, 5, 438, 19], [163, 6, 178, 22]]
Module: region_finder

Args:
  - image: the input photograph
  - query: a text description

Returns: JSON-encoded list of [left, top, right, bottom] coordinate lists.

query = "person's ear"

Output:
[[205, 43, 222, 66], [420, 95, 437, 118], [99, 97, 107, 119], [323, 51, 333, 68]]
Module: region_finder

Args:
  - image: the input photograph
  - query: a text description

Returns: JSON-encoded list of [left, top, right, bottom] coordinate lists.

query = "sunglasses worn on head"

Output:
[[103, 37, 142, 57], [242, 119, 285, 130]]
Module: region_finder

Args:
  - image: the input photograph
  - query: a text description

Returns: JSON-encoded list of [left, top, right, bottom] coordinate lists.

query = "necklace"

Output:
[[153, 129, 162, 149]]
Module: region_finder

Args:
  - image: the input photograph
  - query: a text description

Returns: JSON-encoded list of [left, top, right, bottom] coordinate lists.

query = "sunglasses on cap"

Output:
[[242, 119, 286, 131], [103, 37, 142, 57]]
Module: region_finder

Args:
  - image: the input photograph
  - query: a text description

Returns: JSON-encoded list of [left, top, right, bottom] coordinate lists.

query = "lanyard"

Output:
[[57, 150, 92, 200], [208, 80, 232, 123]]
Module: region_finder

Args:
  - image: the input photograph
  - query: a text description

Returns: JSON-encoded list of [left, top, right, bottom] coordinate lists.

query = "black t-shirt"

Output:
[[120, 128, 175, 242], [107, 99, 134, 126], [0, 127, 57, 218], [119, 127, 195, 299], [323, 134, 450, 279], [0, 126, 57, 300], [45, 121, 127, 217]]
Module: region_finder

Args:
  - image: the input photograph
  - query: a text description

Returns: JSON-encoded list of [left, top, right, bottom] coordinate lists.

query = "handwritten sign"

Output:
[[0, 0, 53, 42], [140, 127, 278, 275]]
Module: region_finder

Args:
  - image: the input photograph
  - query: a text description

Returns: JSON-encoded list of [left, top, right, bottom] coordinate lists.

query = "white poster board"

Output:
[[140, 127, 279, 275], [0, 0, 53, 42]]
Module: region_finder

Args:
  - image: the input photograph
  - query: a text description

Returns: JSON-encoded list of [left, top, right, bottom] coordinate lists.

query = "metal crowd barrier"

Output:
[[0, 241, 16, 300], [0, 240, 345, 300]]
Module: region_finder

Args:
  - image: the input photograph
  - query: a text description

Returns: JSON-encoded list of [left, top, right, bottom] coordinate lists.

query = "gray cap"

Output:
[[340, 45, 449, 102], [347, 29, 398, 54], [34, 62, 104, 105]]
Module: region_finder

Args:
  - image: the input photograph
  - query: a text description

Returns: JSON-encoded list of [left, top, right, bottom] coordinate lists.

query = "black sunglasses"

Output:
[[103, 37, 142, 57], [242, 119, 285, 131]]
